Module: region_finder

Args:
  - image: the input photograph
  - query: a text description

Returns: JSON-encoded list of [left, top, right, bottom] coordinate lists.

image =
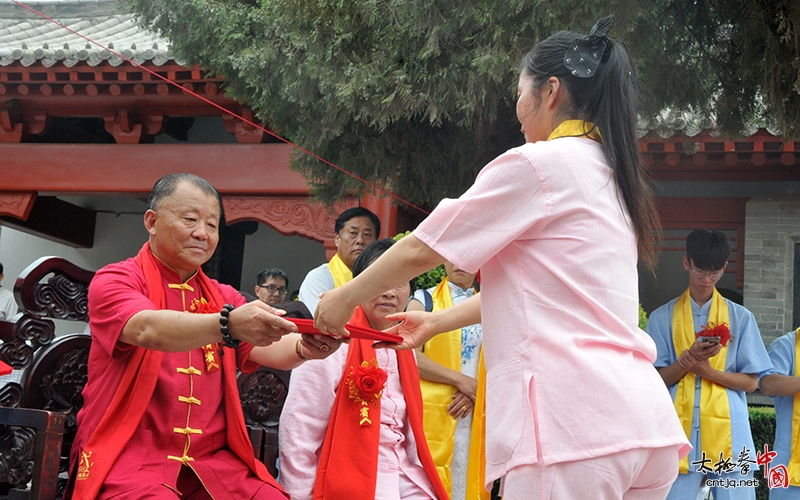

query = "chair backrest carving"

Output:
[[0, 257, 92, 380], [0, 407, 65, 499], [236, 300, 309, 477], [237, 300, 308, 427], [13, 257, 92, 322], [23, 334, 91, 453], [0, 257, 93, 499], [238, 367, 290, 427]]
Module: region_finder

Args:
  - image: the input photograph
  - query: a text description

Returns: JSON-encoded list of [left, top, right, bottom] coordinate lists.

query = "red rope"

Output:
[[10, 0, 429, 215]]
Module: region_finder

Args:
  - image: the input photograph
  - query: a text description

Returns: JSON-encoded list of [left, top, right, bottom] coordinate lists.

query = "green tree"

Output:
[[124, 0, 799, 206], [124, 0, 645, 205], [633, 0, 800, 137]]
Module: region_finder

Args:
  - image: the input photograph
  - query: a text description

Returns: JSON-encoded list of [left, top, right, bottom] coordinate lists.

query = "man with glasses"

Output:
[[646, 229, 772, 500], [255, 268, 290, 305]]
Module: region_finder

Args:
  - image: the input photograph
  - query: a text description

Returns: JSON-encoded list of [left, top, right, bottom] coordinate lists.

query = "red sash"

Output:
[[313, 307, 448, 499], [70, 242, 285, 499]]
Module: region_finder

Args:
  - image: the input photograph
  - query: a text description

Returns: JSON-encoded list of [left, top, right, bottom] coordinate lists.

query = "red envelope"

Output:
[[0, 360, 12, 376], [287, 318, 403, 343]]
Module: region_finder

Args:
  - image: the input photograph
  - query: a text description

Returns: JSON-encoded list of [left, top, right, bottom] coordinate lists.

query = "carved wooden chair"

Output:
[[0, 257, 92, 500], [237, 300, 309, 478], [238, 366, 290, 478]]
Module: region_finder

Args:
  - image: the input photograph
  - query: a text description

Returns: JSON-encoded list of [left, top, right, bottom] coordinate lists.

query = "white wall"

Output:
[[0, 211, 148, 282], [0, 207, 149, 335]]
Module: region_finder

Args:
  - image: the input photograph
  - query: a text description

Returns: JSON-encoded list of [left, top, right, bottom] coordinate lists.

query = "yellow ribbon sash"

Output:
[[790, 327, 800, 485], [673, 288, 732, 474], [466, 348, 488, 500], [420, 279, 460, 496], [419, 279, 489, 499], [328, 253, 352, 289], [547, 119, 603, 143]]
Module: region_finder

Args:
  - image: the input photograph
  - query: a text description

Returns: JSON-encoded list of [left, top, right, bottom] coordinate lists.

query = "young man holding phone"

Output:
[[646, 229, 772, 500]]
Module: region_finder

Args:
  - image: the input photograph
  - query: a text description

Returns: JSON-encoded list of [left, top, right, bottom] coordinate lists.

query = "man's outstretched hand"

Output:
[[228, 301, 298, 347]]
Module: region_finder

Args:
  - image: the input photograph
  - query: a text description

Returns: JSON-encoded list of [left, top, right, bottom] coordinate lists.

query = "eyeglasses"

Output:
[[688, 265, 725, 280], [258, 284, 288, 295]]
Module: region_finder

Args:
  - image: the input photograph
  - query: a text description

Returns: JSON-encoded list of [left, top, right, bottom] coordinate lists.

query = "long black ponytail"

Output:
[[519, 26, 661, 270]]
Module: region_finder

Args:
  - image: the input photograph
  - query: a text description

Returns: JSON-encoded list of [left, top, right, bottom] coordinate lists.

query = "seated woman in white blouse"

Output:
[[279, 239, 448, 500]]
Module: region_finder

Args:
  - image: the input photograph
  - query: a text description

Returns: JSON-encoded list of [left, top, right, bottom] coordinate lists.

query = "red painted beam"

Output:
[[645, 152, 800, 182], [655, 197, 748, 225], [0, 192, 36, 219], [0, 196, 96, 248], [0, 143, 310, 195], [0, 94, 242, 118]]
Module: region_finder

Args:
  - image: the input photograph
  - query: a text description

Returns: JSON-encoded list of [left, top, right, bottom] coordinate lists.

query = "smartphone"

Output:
[[698, 336, 721, 345]]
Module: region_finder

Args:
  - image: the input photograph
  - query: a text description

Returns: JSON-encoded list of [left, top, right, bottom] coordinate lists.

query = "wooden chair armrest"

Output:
[[0, 407, 65, 500]]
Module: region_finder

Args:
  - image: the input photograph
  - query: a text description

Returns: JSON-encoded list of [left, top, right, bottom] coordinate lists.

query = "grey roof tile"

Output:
[[0, 0, 173, 67]]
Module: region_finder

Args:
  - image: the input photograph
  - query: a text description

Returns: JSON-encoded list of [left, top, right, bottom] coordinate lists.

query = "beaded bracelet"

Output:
[[219, 304, 241, 349], [295, 338, 313, 361]]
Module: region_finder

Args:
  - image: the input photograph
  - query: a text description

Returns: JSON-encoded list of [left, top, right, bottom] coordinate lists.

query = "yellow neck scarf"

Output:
[[547, 119, 603, 143], [790, 328, 800, 485], [673, 288, 732, 474], [328, 253, 352, 288], [420, 279, 489, 499]]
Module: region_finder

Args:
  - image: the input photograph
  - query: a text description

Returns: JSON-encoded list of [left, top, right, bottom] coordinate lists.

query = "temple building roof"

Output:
[[0, 0, 171, 67], [637, 108, 782, 140]]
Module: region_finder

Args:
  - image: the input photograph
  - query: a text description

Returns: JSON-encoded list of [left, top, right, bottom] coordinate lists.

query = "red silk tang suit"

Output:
[[70, 247, 285, 499]]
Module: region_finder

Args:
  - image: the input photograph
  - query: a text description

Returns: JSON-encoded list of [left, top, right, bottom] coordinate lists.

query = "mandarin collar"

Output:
[[149, 251, 199, 284]]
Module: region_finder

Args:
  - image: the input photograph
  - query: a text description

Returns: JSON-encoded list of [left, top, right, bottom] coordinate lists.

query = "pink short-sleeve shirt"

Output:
[[415, 138, 690, 483]]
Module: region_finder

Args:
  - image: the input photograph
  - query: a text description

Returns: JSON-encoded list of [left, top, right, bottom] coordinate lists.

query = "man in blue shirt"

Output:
[[761, 329, 800, 498], [646, 229, 772, 500]]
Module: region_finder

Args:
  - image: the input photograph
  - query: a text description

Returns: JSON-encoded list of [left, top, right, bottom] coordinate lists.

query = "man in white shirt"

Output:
[[0, 262, 19, 321], [298, 207, 379, 313]]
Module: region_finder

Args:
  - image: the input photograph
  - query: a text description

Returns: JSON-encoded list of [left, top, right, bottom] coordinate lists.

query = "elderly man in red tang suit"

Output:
[[67, 173, 341, 499]]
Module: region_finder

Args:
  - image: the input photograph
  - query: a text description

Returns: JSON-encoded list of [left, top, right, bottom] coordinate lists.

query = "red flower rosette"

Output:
[[188, 298, 221, 371], [696, 322, 732, 347], [353, 362, 388, 400], [190, 298, 218, 314], [346, 359, 388, 426]]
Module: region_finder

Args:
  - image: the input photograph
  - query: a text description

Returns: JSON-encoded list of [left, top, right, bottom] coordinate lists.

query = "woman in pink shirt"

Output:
[[315, 15, 690, 500]]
